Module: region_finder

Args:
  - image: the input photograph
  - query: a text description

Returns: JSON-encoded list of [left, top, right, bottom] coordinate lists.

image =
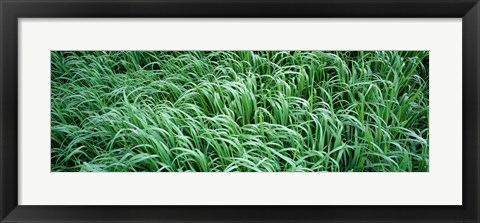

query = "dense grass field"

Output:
[[51, 51, 429, 172]]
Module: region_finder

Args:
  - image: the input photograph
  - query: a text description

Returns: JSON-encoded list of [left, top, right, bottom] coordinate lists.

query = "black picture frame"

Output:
[[1, 0, 479, 222]]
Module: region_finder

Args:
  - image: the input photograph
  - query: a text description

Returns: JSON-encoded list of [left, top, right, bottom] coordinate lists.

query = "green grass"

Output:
[[51, 51, 429, 172]]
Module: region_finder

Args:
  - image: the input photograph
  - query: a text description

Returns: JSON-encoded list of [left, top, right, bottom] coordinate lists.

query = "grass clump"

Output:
[[51, 51, 429, 172]]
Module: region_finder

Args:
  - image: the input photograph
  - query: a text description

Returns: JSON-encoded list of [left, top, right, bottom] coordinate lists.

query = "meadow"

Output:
[[51, 51, 429, 172]]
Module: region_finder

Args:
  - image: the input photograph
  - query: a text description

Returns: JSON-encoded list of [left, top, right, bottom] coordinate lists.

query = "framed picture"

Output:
[[1, 0, 478, 222]]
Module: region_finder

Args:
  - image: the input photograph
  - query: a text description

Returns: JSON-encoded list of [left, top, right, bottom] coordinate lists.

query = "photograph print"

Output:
[[51, 51, 429, 172]]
